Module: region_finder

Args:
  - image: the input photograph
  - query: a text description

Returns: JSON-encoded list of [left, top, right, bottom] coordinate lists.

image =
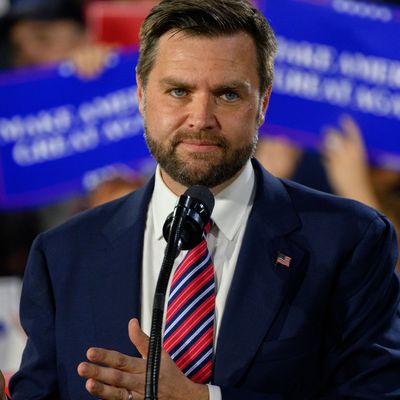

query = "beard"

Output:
[[144, 126, 258, 188]]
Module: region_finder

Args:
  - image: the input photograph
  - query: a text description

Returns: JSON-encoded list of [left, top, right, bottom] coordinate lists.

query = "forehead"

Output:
[[149, 31, 259, 87]]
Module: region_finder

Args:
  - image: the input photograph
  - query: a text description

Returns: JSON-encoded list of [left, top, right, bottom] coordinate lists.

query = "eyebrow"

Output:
[[215, 81, 251, 93], [160, 77, 195, 90], [159, 77, 251, 92]]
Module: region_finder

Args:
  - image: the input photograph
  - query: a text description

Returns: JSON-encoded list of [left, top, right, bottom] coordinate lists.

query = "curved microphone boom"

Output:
[[145, 185, 215, 400]]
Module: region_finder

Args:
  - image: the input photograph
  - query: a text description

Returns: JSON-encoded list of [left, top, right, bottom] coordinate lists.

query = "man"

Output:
[[3, 0, 400, 399]]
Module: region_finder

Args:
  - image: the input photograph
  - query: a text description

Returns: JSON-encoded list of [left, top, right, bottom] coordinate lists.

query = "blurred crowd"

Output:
[[0, 0, 399, 278], [0, 0, 155, 278]]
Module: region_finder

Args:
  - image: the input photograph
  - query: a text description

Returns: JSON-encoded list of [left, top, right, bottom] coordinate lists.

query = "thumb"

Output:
[[129, 318, 149, 359]]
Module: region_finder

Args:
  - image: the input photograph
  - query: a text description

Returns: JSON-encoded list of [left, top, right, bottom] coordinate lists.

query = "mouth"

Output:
[[178, 140, 222, 153]]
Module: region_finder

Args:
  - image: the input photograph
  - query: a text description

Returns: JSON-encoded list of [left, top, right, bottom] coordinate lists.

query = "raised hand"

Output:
[[77, 319, 208, 400], [322, 115, 379, 208], [67, 44, 115, 79], [256, 136, 302, 179]]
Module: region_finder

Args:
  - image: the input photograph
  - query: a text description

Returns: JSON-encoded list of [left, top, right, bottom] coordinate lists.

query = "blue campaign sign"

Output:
[[258, 0, 400, 170], [2, 1, 400, 209], [0, 50, 153, 209]]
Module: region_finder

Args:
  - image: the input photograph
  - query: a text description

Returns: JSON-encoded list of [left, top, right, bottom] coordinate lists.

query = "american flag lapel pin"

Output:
[[276, 252, 292, 268]]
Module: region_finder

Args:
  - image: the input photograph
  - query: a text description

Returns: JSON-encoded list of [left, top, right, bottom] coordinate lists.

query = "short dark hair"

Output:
[[137, 0, 277, 95]]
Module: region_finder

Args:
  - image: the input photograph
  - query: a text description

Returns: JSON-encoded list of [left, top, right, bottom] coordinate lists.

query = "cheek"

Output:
[[145, 105, 179, 140], [221, 107, 258, 142], [146, 96, 186, 134]]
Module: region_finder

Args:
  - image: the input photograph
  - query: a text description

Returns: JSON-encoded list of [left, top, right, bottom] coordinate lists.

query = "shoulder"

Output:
[[253, 159, 394, 249], [282, 177, 382, 224], [37, 179, 154, 252], [279, 178, 397, 266]]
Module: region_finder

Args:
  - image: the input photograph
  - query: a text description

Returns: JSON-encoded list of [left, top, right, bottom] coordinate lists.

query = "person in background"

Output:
[[322, 115, 400, 270], [85, 175, 145, 209], [322, 115, 398, 210], [5, 1, 113, 79], [255, 135, 302, 180], [0, 1, 152, 278], [0, 2, 107, 277], [0, 0, 119, 278]]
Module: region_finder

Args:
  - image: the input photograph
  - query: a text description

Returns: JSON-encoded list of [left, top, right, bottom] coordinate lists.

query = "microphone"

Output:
[[163, 185, 215, 250], [145, 185, 215, 400]]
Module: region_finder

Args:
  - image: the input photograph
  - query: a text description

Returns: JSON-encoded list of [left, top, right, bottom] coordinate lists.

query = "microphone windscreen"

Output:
[[184, 185, 215, 216]]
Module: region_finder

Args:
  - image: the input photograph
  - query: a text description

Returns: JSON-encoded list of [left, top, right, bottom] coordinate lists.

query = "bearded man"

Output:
[[3, 1, 400, 399]]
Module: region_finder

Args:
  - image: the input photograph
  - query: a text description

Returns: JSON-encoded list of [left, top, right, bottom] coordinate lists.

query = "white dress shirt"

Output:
[[141, 160, 256, 399]]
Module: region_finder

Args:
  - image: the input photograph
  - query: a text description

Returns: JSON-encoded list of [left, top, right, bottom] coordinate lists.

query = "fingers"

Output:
[[339, 115, 363, 144], [77, 321, 151, 399], [323, 115, 365, 152], [68, 45, 114, 79], [128, 318, 149, 359], [127, 318, 171, 363], [77, 318, 203, 400], [85, 378, 139, 400], [78, 360, 144, 394], [84, 347, 146, 372], [323, 128, 343, 154], [255, 137, 302, 179], [77, 347, 146, 392]]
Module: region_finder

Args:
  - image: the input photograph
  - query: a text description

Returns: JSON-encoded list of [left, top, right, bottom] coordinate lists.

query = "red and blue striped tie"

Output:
[[163, 223, 215, 383]]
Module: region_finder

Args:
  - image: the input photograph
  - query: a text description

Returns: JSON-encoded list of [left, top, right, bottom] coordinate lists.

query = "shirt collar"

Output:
[[212, 160, 255, 241], [151, 160, 255, 241], [151, 166, 179, 241]]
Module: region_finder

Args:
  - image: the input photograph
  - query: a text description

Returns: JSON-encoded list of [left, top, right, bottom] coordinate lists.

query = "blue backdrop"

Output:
[[1, 0, 399, 209], [259, 0, 400, 169], [0, 51, 153, 209]]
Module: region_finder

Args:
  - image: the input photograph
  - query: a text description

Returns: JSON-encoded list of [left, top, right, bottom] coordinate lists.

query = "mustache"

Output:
[[170, 131, 228, 149]]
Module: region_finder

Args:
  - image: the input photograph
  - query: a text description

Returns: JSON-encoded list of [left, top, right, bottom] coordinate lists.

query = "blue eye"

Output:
[[221, 92, 239, 102], [170, 88, 187, 98]]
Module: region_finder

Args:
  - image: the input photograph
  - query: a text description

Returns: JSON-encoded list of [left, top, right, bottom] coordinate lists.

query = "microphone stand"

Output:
[[144, 207, 186, 400]]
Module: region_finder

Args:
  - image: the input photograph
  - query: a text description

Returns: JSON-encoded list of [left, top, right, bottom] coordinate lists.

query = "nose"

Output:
[[186, 94, 218, 131]]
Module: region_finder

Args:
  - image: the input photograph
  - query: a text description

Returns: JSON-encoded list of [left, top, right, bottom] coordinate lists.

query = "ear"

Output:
[[258, 84, 272, 127], [136, 69, 145, 115]]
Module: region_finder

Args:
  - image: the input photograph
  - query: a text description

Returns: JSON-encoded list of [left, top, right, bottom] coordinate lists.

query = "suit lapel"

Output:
[[214, 160, 307, 386], [83, 161, 307, 380], [88, 177, 155, 356]]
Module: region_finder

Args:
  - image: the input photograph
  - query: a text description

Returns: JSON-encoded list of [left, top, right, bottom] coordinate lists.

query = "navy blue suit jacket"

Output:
[[10, 160, 400, 399]]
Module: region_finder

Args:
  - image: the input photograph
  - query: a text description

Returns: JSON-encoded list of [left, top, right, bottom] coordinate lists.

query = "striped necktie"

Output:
[[163, 222, 215, 383]]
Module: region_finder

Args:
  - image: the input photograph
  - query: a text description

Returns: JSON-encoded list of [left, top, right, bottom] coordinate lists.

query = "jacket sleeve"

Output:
[[8, 234, 59, 399], [318, 214, 400, 398], [219, 214, 400, 400]]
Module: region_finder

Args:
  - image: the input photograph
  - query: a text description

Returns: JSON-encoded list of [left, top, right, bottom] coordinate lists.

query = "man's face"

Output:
[[137, 31, 271, 194]]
